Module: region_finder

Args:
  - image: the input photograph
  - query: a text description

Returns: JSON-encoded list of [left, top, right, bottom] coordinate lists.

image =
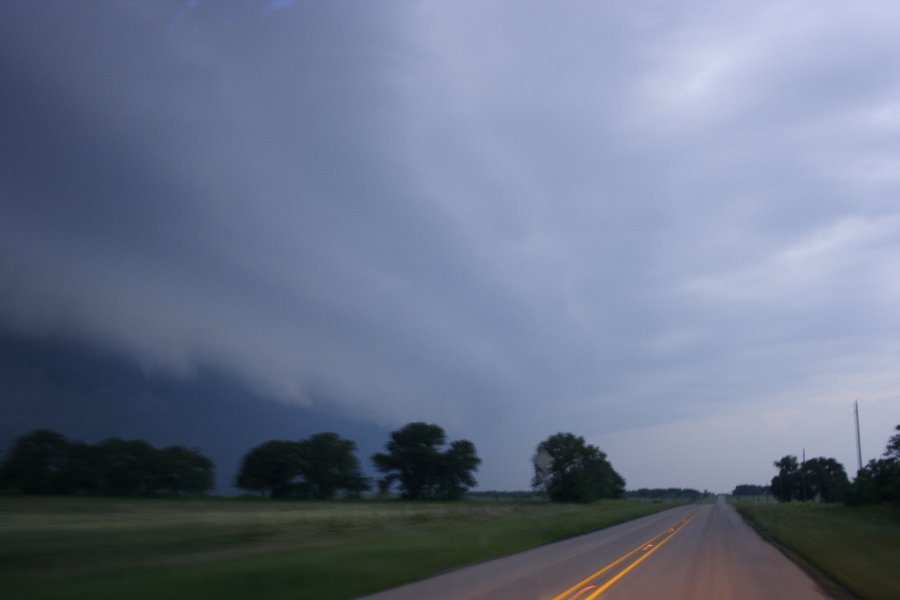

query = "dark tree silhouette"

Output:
[[849, 424, 900, 505], [372, 422, 480, 500], [800, 457, 849, 503], [628, 488, 704, 500], [158, 445, 215, 495], [771, 455, 800, 502], [296, 432, 370, 499], [235, 440, 303, 498], [0, 429, 214, 496], [93, 438, 163, 496], [731, 484, 771, 496], [436, 439, 481, 500], [772, 455, 849, 503], [0, 429, 71, 494], [236, 433, 370, 499], [885, 424, 900, 461], [532, 433, 625, 502]]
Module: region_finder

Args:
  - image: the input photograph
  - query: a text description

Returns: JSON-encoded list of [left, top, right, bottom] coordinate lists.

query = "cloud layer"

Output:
[[2, 1, 899, 490]]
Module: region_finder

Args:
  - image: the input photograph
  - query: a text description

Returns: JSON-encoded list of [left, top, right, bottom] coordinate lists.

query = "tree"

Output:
[[372, 422, 480, 500], [849, 424, 900, 505], [532, 433, 625, 502], [295, 433, 370, 499], [771, 455, 849, 503], [236, 440, 303, 498], [158, 446, 215, 496], [437, 440, 481, 500], [850, 458, 900, 505], [732, 484, 771, 497], [236, 434, 370, 499], [92, 438, 163, 496], [62, 440, 104, 494], [0, 429, 214, 497], [800, 457, 849, 503], [628, 488, 703, 501], [771, 455, 800, 502], [0, 429, 72, 494], [885, 424, 900, 461]]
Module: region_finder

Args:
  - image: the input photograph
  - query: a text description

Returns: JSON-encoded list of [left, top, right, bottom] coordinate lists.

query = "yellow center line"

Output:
[[582, 515, 693, 600], [551, 517, 689, 600]]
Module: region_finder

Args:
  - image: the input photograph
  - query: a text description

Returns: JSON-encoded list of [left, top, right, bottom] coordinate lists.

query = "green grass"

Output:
[[0, 496, 680, 599], [733, 501, 900, 600]]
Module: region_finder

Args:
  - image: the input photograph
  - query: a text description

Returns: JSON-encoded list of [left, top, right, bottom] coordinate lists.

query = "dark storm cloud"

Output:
[[2, 1, 899, 490], [0, 332, 391, 492]]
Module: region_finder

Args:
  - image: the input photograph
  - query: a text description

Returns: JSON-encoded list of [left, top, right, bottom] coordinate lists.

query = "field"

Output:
[[733, 500, 900, 600], [0, 496, 679, 599]]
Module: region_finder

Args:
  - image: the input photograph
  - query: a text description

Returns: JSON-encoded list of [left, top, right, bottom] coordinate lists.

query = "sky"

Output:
[[1, 0, 899, 493]]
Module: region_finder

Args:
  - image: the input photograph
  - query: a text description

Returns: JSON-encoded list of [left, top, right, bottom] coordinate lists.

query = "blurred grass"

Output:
[[734, 501, 900, 600], [0, 496, 679, 599]]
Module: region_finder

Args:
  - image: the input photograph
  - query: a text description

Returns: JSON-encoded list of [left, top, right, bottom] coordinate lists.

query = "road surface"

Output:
[[359, 497, 830, 600]]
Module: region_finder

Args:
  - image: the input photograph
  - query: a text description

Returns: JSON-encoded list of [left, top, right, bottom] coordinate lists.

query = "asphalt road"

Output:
[[358, 497, 830, 600]]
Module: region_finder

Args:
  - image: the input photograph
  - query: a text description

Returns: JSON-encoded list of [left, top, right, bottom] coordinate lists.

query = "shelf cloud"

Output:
[[2, 0, 899, 490]]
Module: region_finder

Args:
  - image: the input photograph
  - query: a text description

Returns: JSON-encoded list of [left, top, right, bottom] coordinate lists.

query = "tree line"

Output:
[[0, 429, 213, 496], [1, 424, 627, 503], [236, 426, 626, 502], [626, 487, 705, 501], [769, 424, 900, 505], [731, 484, 771, 496], [235, 422, 481, 500]]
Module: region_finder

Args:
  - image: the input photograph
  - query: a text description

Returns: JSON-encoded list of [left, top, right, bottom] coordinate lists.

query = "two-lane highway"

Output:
[[359, 497, 830, 599]]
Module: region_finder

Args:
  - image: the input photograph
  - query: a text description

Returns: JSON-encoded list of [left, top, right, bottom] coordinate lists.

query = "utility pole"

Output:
[[801, 447, 806, 501], [854, 400, 863, 472]]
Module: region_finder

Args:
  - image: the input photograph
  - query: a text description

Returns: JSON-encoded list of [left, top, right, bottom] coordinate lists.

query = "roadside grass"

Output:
[[733, 501, 900, 600], [0, 496, 680, 599]]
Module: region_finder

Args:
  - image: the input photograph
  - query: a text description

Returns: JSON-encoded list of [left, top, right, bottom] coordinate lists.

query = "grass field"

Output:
[[0, 496, 680, 599], [733, 500, 900, 600]]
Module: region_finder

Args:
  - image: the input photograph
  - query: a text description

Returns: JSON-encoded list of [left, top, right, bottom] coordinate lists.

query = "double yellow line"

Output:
[[553, 514, 694, 600]]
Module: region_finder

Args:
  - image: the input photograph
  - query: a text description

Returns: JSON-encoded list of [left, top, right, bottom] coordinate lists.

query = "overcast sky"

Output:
[[2, 0, 899, 492]]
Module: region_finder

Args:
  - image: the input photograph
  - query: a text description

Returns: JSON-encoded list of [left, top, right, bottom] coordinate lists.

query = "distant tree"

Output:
[[436, 440, 481, 500], [93, 438, 164, 496], [374, 422, 444, 499], [885, 425, 900, 461], [771, 455, 849, 503], [732, 484, 771, 497], [849, 424, 900, 505], [158, 446, 215, 496], [236, 434, 370, 499], [850, 458, 900, 505], [800, 457, 849, 503], [62, 440, 104, 494], [295, 433, 370, 499], [0, 429, 72, 494], [626, 488, 702, 501], [532, 433, 625, 503], [236, 440, 303, 498], [372, 422, 480, 500], [771, 455, 800, 502], [0, 429, 214, 497]]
